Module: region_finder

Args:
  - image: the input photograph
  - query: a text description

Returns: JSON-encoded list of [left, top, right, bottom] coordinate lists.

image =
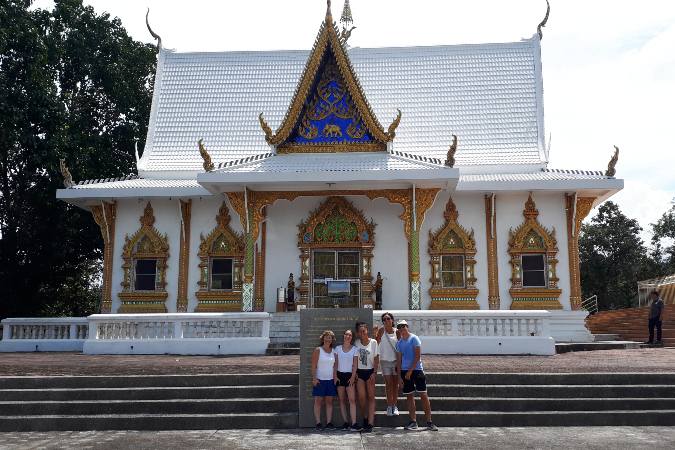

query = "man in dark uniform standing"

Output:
[[647, 290, 665, 345]]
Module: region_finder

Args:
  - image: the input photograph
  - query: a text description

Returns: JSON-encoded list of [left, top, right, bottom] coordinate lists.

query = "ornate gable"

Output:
[[259, 1, 400, 153]]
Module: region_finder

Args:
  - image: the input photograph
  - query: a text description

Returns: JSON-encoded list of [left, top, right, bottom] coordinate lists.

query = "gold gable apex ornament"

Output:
[[258, 0, 401, 153], [605, 145, 619, 177]]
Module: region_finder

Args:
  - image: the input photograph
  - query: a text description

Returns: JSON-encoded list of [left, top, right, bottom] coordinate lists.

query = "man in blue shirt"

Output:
[[395, 320, 438, 431]]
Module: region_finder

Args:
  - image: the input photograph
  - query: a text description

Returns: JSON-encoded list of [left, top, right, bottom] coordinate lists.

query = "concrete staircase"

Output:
[[2, 372, 675, 430], [586, 307, 675, 347], [0, 374, 298, 431], [374, 373, 675, 427]]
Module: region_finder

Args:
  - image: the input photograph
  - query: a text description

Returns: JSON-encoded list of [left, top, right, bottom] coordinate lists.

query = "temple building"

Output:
[[57, 1, 622, 320]]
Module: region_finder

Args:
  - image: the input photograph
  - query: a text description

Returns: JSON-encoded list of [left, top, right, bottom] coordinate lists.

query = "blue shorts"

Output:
[[312, 379, 337, 397]]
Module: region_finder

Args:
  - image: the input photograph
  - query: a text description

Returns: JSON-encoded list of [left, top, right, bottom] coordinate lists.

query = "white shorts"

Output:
[[380, 360, 397, 376]]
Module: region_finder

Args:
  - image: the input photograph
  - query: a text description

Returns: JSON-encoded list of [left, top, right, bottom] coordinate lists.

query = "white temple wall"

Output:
[[495, 192, 571, 310], [110, 199, 182, 313], [419, 191, 489, 310], [187, 196, 242, 312], [264, 196, 409, 312]]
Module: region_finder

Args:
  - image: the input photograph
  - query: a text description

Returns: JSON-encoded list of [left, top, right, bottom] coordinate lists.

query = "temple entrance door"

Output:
[[311, 250, 361, 308]]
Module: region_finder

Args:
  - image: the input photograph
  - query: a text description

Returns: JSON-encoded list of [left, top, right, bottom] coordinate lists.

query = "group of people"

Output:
[[311, 312, 438, 432]]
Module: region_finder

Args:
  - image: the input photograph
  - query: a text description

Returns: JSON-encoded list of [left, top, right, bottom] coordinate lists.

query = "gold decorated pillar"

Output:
[[484, 194, 500, 309], [408, 187, 440, 310], [91, 202, 117, 313], [565, 194, 595, 310], [177, 199, 192, 312]]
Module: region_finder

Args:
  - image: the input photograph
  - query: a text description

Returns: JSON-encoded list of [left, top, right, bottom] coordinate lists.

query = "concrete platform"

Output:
[[0, 427, 674, 449], [1, 348, 675, 376]]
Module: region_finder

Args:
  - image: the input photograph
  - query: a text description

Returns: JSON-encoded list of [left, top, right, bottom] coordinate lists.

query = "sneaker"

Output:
[[386, 406, 393, 416], [392, 406, 400, 416], [426, 422, 438, 431], [315, 423, 323, 431], [404, 421, 418, 430], [362, 419, 369, 429], [324, 422, 335, 430], [350, 423, 362, 432], [363, 424, 373, 433]]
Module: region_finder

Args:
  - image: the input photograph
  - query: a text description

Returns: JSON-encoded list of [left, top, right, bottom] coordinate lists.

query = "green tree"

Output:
[[651, 200, 675, 275], [579, 201, 656, 310], [0, 0, 155, 318]]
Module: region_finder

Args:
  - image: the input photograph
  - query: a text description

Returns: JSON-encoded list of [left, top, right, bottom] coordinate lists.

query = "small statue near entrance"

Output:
[[287, 273, 296, 311], [374, 272, 383, 310]]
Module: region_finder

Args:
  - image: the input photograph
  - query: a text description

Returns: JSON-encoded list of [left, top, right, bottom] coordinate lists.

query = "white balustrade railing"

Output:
[[85, 313, 270, 355], [0, 317, 89, 352], [374, 310, 555, 355]]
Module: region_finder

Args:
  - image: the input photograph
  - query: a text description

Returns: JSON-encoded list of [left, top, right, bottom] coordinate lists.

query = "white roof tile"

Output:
[[215, 151, 445, 174], [141, 37, 545, 172]]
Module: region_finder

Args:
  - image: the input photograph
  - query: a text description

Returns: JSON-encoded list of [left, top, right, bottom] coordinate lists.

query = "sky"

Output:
[[32, 0, 675, 241]]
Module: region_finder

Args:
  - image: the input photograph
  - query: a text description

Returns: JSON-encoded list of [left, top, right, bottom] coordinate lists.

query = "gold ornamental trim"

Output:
[[258, 3, 398, 150], [118, 291, 168, 313], [565, 194, 596, 309], [227, 188, 430, 244], [118, 202, 169, 313], [91, 201, 116, 314], [177, 199, 191, 312], [508, 194, 561, 309], [276, 142, 386, 154], [194, 290, 242, 312], [297, 196, 376, 308], [484, 194, 500, 309], [195, 201, 245, 312], [428, 197, 479, 308], [509, 288, 564, 310]]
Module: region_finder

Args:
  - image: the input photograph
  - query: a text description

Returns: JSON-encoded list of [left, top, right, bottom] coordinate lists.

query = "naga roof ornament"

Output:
[[605, 145, 619, 177], [537, 0, 550, 40], [258, 0, 401, 153], [145, 8, 162, 50]]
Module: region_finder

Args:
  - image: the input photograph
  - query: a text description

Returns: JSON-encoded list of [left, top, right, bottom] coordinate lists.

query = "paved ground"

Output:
[[0, 348, 674, 376], [0, 427, 672, 449]]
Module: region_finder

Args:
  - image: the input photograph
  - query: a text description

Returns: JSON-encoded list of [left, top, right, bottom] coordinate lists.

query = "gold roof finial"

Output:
[[145, 8, 162, 50], [605, 145, 619, 177], [339, 0, 356, 45], [445, 134, 458, 168], [326, 0, 332, 21], [340, 0, 353, 27], [537, 0, 550, 40], [198, 139, 215, 172], [59, 159, 74, 188]]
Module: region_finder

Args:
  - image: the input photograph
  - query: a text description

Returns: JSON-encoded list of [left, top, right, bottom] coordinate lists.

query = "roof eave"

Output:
[[197, 168, 459, 194], [456, 177, 624, 196]]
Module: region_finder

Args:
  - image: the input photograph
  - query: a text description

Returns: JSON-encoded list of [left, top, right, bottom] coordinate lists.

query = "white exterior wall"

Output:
[[495, 192, 571, 310], [108, 191, 572, 314], [264, 196, 409, 312], [187, 196, 243, 312], [419, 191, 489, 310], [111, 199, 183, 313]]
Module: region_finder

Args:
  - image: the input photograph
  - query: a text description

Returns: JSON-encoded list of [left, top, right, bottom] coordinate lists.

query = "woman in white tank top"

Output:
[[311, 330, 338, 430]]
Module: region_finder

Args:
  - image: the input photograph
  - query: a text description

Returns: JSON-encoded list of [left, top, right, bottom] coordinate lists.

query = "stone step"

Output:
[[388, 384, 675, 398], [420, 373, 675, 385], [555, 342, 641, 353], [0, 385, 298, 401], [0, 373, 298, 389], [0, 413, 299, 432], [371, 410, 675, 427], [371, 397, 675, 412], [593, 334, 620, 341], [0, 398, 298, 415]]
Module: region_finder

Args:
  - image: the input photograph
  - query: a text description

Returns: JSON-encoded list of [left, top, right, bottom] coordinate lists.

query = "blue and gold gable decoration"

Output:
[[258, 0, 401, 153]]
